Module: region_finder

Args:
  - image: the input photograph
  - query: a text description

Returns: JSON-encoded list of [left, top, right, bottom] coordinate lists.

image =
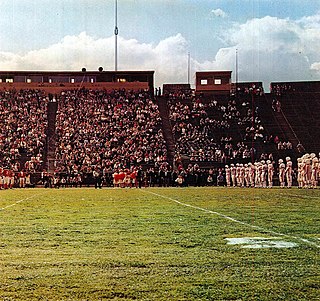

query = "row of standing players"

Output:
[[1, 154, 319, 189], [225, 153, 319, 188], [296, 153, 319, 188], [0, 169, 30, 189], [0, 168, 142, 189]]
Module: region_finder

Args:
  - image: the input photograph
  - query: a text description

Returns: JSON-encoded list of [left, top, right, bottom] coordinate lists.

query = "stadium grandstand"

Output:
[[0, 70, 319, 188]]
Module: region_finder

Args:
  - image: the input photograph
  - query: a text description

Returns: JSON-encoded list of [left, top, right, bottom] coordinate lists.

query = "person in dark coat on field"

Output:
[[93, 167, 102, 189], [137, 166, 143, 188]]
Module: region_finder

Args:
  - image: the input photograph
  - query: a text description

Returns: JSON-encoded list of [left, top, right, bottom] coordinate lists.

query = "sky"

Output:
[[1, 0, 320, 90]]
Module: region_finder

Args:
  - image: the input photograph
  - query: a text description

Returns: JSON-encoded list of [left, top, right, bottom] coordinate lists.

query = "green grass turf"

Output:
[[0, 187, 319, 300]]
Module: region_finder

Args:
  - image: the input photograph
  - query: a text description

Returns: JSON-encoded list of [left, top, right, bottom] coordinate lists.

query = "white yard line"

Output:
[[0, 191, 46, 211], [146, 190, 320, 248]]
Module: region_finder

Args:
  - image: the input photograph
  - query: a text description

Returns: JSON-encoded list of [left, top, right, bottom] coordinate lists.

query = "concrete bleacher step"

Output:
[[156, 96, 175, 166], [43, 101, 59, 170]]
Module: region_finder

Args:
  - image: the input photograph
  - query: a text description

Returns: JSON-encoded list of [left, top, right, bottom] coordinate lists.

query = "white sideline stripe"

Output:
[[0, 192, 45, 211], [146, 191, 320, 248]]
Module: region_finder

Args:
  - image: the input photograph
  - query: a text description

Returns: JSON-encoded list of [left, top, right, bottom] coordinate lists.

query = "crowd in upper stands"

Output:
[[0, 89, 47, 172], [270, 84, 293, 96], [231, 83, 264, 97]]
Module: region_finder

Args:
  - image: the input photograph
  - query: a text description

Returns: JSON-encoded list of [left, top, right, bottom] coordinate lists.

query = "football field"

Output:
[[0, 187, 319, 300]]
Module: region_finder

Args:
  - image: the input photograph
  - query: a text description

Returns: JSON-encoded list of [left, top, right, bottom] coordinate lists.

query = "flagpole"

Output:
[[114, 0, 118, 71]]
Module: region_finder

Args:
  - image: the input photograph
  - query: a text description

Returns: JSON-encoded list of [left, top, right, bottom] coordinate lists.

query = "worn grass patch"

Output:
[[0, 187, 319, 300]]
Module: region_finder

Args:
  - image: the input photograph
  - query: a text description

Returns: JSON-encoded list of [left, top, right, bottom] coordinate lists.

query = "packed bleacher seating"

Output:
[[0, 79, 319, 189], [162, 84, 193, 99], [0, 89, 47, 172], [53, 88, 168, 178]]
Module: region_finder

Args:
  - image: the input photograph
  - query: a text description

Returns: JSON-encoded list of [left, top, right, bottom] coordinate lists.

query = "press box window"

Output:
[[214, 79, 222, 85], [200, 79, 208, 85]]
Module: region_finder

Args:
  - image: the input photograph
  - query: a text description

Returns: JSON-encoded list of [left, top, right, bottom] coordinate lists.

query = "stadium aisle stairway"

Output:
[[261, 94, 299, 149], [156, 96, 175, 166], [45, 100, 58, 172]]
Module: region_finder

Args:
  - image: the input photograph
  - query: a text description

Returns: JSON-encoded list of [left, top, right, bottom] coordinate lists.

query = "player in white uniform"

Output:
[[297, 157, 304, 188], [267, 160, 274, 188], [239, 164, 245, 187], [285, 157, 293, 188], [230, 164, 237, 187], [301, 155, 308, 188], [236, 163, 241, 187], [304, 154, 312, 188], [311, 156, 319, 188], [261, 160, 267, 188], [249, 163, 255, 188], [255, 162, 262, 188], [278, 159, 286, 188], [225, 165, 231, 187], [244, 164, 250, 188]]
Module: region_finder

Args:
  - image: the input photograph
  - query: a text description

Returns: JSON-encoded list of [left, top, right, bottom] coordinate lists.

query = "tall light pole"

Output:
[[114, 0, 119, 71], [187, 52, 190, 85], [235, 48, 238, 98]]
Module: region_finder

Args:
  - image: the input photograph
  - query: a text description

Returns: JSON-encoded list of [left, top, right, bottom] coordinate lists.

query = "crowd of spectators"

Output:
[[0, 89, 47, 172], [163, 90, 193, 100], [277, 140, 293, 151], [167, 93, 265, 164], [144, 163, 225, 187], [270, 84, 294, 96], [0, 84, 306, 189], [272, 99, 282, 112], [53, 88, 168, 177], [231, 83, 264, 97]]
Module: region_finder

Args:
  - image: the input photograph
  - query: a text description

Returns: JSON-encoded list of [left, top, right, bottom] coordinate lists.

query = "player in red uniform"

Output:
[[113, 170, 120, 187], [18, 170, 26, 188], [3, 168, 10, 189], [9, 170, 15, 189], [118, 169, 125, 188], [130, 168, 138, 188], [124, 169, 131, 188], [0, 167, 3, 189]]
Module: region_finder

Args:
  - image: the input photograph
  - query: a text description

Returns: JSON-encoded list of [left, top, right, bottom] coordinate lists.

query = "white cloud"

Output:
[[0, 32, 192, 87], [1, 12, 320, 90], [216, 15, 320, 84], [211, 8, 227, 18], [298, 12, 320, 29], [311, 62, 320, 71]]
